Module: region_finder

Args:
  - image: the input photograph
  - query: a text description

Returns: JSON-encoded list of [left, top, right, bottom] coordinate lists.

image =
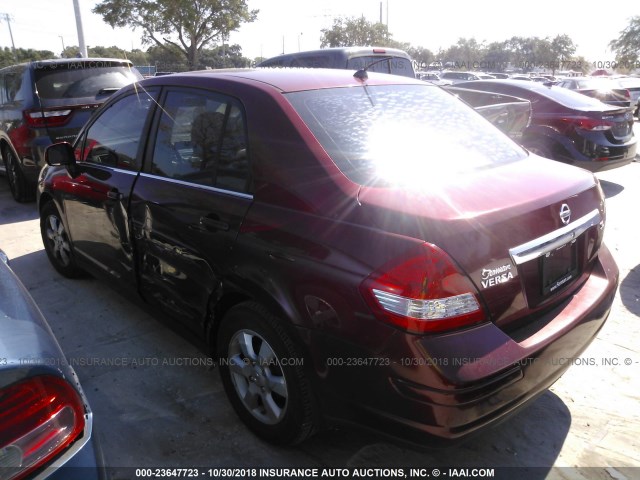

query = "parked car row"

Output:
[[428, 70, 640, 117], [451, 80, 636, 171]]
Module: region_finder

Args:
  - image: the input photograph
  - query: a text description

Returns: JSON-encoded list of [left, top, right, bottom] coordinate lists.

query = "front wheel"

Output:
[[40, 202, 85, 278], [217, 302, 317, 445], [3, 147, 33, 202]]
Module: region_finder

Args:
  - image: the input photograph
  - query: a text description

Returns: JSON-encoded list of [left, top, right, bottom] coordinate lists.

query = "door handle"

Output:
[[199, 216, 229, 232], [107, 189, 123, 200]]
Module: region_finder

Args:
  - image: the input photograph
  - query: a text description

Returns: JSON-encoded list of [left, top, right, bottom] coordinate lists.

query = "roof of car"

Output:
[[138, 67, 426, 93], [0, 57, 135, 71]]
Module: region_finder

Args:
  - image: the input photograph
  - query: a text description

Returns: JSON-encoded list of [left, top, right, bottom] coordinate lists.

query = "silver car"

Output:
[[0, 251, 103, 480]]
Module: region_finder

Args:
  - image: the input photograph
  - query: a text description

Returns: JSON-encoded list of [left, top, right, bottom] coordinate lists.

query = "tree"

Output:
[[549, 34, 576, 75], [198, 44, 251, 69], [0, 47, 55, 68], [320, 16, 391, 48], [443, 38, 485, 70], [482, 41, 510, 72], [609, 16, 640, 65], [407, 46, 434, 71], [93, 0, 258, 70]]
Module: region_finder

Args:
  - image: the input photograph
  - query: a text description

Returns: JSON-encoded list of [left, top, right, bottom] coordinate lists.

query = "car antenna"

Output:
[[353, 56, 392, 81]]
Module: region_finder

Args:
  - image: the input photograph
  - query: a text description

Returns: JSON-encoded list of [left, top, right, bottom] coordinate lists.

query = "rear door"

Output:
[[62, 88, 159, 286], [130, 87, 253, 330]]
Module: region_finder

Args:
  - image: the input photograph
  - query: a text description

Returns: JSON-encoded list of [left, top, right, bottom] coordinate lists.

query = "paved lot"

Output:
[[0, 146, 639, 478]]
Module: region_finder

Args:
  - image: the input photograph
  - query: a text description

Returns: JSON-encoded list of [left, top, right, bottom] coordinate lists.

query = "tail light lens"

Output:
[[24, 109, 72, 127], [0, 375, 85, 480], [560, 116, 614, 131], [360, 243, 487, 334]]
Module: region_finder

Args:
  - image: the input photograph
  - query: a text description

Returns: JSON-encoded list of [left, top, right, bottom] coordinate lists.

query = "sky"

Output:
[[0, 0, 638, 65]]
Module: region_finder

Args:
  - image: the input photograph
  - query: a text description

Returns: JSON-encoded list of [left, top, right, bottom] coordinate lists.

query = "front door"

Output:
[[62, 89, 158, 286]]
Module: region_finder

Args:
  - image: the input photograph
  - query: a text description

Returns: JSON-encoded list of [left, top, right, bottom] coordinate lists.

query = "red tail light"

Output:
[[559, 116, 614, 131], [24, 109, 72, 127], [0, 375, 85, 480], [360, 243, 487, 334]]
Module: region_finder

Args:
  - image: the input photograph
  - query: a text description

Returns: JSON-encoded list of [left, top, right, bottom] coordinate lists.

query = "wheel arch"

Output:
[[206, 283, 310, 361]]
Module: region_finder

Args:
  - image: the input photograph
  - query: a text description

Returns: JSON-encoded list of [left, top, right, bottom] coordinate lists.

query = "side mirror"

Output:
[[45, 142, 75, 167]]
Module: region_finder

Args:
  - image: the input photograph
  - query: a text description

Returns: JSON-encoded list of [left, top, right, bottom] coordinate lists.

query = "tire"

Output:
[[40, 201, 85, 278], [217, 302, 317, 445], [523, 139, 554, 160], [3, 146, 34, 202]]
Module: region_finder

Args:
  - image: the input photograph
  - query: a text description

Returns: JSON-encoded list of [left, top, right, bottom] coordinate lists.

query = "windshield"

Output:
[[34, 63, 141, 99], [286, 84, 526, 187]]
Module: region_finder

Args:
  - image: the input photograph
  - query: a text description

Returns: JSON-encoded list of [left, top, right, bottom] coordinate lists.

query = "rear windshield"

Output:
[[34, 62, 141, 100], [286, 84, 526, 187], [537, 84, 620, 109], [346, 56, 414, 78]]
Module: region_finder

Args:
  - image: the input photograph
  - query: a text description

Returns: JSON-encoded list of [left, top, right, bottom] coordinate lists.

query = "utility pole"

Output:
[[72, 0, 88, 58], [1, 13, 16, 53], [59, 36, 66, 56]]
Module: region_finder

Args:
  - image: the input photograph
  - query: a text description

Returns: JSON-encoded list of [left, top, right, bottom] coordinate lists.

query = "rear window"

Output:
[[34, 62, 141, 100], [286, 84, 526, 187], [346, 56, 414, 78], [537, 85, 619, 109]]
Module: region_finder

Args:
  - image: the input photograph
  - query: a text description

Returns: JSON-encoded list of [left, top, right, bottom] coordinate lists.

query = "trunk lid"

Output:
[[356, 156, 605, 331]]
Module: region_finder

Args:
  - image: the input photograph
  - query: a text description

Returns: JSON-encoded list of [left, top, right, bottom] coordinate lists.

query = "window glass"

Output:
[[34, 63, 141, 100], [80, 90, 157, 170], [151, 89, 250, 193], [347, 56, 414, 78], [291, 56, 332, 68], [3, 72, 22, 103], [286, 84, 526, 187]]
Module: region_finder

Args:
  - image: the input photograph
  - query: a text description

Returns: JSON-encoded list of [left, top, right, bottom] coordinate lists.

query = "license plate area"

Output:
[[540, 240, 578, 296]]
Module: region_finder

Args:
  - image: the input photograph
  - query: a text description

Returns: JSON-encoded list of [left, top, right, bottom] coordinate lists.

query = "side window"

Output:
[[80, 91, 156, 171], [2, 72, 22, 103], [0, 75, 5, 104], [150, 89, 250, 193]]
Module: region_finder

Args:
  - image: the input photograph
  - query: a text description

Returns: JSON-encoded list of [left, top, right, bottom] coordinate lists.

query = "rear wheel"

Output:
[[40, 202, 85, 278], [217, 302, 316, 445], [3, 147, 33, 202], [523, 139, 555, 160]]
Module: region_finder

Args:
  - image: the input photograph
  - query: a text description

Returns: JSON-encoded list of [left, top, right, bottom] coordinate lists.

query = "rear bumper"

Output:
[[562, 131, 636, 172], [310, 244, 618, 444]]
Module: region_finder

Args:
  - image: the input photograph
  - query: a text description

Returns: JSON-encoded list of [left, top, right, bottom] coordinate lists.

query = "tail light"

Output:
[[24, 109, 72, 127], [0, 375, 85, 480], [559, 116, 614, 131], [360, 243, 487, 334]]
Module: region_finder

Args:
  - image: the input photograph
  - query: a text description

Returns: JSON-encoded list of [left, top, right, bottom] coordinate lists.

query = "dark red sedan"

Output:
[[37, 69, 618, 446]]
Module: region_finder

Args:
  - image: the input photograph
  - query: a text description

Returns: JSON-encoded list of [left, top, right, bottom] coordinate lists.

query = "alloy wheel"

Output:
[[227, 329, 288, 425], [45, 215, 72, 267]]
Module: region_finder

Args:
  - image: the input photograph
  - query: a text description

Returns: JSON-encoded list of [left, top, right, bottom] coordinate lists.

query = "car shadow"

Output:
[[0, 181, 38, 225], [619, 265, 640, 317], [598, 179, 624, 199], [7, 249, 571, 474], [299, 390, 569, 475]]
